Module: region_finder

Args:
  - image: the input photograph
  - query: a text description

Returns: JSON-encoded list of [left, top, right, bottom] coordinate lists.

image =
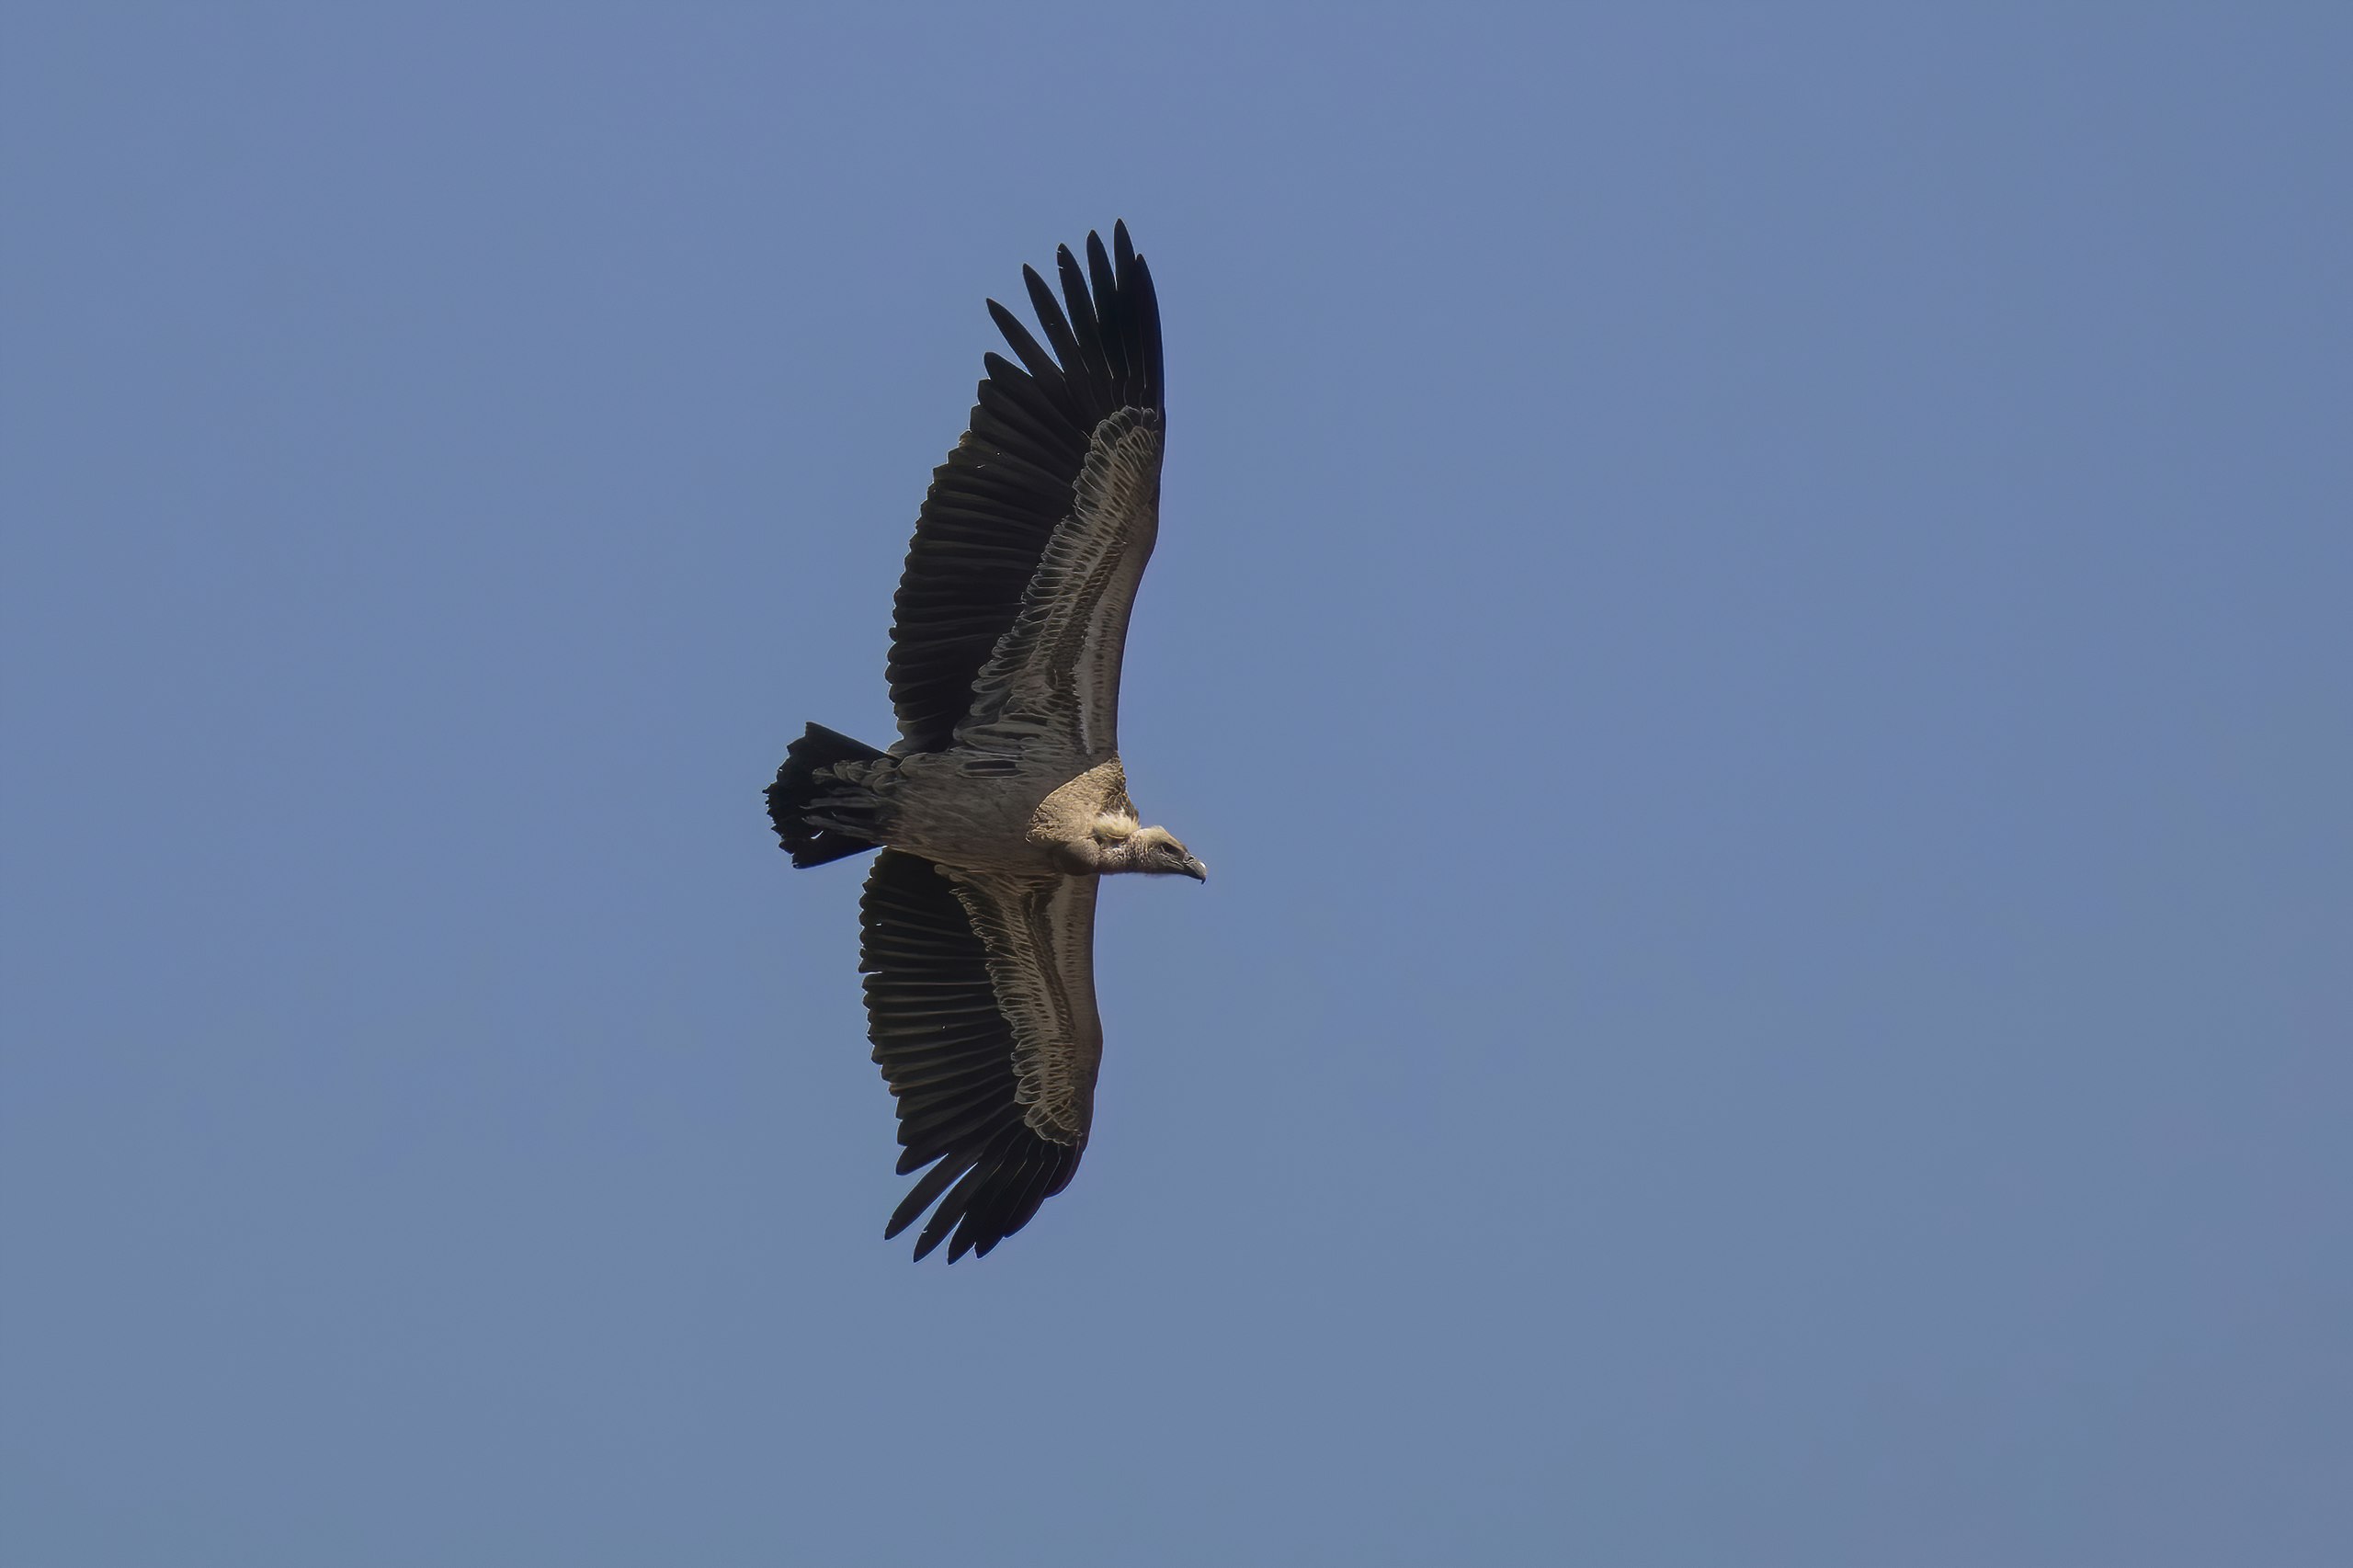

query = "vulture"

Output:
[[767, 223, 1202, 1262]]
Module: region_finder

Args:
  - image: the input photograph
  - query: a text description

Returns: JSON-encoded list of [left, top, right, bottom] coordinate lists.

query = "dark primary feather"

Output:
[[859, 851, 1080, 1260], [886, 222, 1164, 755]]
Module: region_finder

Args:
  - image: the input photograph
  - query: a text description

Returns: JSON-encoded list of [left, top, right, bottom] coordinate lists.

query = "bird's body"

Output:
[[767, 224, 1200, 1261], [796, 749, 1165, 876]]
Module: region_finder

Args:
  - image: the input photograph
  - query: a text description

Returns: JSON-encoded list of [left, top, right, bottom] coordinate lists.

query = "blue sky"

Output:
[[5, 6, 2348, 1564]]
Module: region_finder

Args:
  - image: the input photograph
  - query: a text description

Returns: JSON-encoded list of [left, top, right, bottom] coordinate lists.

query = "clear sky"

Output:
[[4, 6, 2348, 1564]]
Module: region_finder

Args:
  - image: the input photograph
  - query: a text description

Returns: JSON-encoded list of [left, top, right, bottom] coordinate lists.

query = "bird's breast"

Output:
[[883, 750, 1086, 874]]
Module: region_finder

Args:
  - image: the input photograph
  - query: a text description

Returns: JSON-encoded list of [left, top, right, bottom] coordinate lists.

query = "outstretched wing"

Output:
[[886, 224, 1165, 756], [858, 851, 1103, 1261]]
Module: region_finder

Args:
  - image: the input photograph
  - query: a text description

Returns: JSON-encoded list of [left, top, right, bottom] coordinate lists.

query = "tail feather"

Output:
[[767, 723, 889, 868]]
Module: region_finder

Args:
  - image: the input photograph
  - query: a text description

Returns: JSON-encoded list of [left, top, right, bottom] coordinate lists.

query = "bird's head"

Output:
[[1094, 818, 1207, 881]]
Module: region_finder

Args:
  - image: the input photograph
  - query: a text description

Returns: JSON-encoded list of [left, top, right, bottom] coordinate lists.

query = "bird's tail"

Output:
[[767, 723, 890, 868]]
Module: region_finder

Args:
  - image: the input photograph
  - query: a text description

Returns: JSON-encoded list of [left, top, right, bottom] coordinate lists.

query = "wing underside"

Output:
[[955, 408, 1163, 757], [886, 224, 1165, 755], [858, 851, 1102, 1260]]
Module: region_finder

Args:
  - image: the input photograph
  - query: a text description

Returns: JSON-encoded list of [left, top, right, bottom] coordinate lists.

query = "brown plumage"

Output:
[[766, 224, 1203, 1261]]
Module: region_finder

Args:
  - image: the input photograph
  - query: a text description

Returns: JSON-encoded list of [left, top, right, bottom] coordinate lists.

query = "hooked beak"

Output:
[[1182, 856, 1209, 882]]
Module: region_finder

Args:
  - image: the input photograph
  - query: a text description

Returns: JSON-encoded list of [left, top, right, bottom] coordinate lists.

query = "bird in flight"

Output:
[[767, 223, 1202, 1261]]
